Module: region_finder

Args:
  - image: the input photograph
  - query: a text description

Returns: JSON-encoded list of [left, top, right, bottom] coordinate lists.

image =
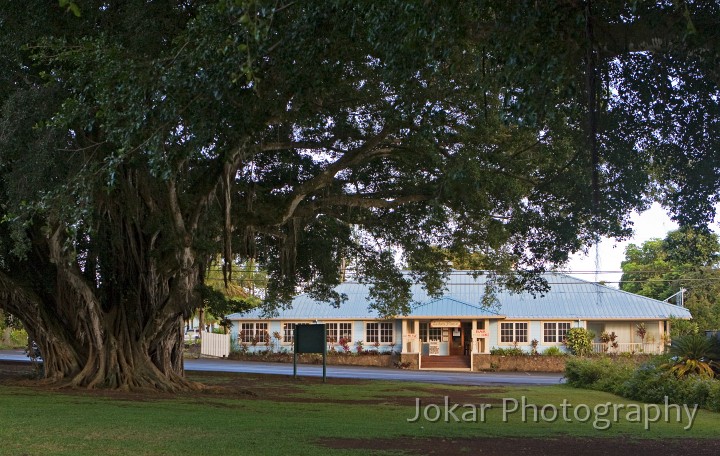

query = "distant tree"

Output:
[[620, 228, 720, 330], [199, 257, 264, 332], [620, 239, 677, 301]]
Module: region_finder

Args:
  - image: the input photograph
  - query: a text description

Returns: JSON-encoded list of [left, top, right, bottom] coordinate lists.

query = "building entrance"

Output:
[[449, 322, 472, 356]]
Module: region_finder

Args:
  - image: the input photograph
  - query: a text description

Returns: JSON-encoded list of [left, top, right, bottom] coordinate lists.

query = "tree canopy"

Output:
[[1, 1, 720, 389], [620, 227, 720, 331]]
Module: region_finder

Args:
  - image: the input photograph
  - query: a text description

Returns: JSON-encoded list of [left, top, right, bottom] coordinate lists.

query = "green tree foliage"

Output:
[[668, 317, 700, 338], [1, 1, 720, 389], [199, 257, 265, 331], [620, 228, 720, 330]]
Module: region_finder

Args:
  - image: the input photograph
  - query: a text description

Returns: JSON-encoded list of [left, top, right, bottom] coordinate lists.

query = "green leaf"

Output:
[[58, 0, 81, 17]]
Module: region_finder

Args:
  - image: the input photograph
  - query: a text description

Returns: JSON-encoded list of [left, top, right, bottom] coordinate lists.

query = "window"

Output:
[[543, 322, 571, 343], [326, 322, 353, 343], [366, 322, 394, 344], [419, 322, 442, 342], [500, 322, 528, 343], [239, 322, 268, 343], [282, 322, 296, 344]]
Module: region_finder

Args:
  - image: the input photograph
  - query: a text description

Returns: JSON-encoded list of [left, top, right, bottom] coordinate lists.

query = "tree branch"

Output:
[[276, 126, 393, 224], [308, 193, 432, 210]]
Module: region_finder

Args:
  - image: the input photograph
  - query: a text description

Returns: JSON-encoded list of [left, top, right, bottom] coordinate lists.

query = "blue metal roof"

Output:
[[228, 271, 692, 321], [410, 296, 501, 318]]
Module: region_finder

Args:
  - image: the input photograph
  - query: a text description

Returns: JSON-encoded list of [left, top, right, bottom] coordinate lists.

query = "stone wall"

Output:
[[399, 353, 420, 370], [227, 352, 399, 368], [473, 354, 567, 372]]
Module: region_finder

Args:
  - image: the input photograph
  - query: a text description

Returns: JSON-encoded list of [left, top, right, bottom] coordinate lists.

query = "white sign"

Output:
[[429, 340, 440, 356], [404, 334, 418, 340], [474, 329, 489, 338], [430, 320, 461, 328]]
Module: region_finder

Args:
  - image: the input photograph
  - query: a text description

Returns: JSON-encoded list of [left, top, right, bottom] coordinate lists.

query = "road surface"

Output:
[[0, 350, 564, 386]]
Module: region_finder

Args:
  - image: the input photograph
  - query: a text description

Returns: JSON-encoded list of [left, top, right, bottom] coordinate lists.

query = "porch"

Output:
[[400, 318, 492, 371], [591, 342, 666, 355]]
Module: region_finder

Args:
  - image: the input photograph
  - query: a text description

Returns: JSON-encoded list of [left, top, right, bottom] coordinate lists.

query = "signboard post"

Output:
[[294, 324, 327, 383]]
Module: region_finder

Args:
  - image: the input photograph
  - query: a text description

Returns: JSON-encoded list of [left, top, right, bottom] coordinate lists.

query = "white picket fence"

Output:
[[200, 331, 230, 358]]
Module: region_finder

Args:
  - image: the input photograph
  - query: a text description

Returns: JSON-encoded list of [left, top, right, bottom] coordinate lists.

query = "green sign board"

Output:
[[295, 324, 326, 354], [293, 324, 327, 382]]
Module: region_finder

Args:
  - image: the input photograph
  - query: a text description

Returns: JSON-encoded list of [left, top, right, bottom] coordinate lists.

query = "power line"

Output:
[[203, 268, 720, 284]]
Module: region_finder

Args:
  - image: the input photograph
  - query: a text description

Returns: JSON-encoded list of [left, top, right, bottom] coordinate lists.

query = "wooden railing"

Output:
[[591, 342, 666, 355]]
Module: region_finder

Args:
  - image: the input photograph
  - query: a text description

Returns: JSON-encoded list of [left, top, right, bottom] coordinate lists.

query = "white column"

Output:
[[484, 319, 490, 353], [471, 319, 477, 354], [401, 320, 408, 354], [414, 320, 420, 353]]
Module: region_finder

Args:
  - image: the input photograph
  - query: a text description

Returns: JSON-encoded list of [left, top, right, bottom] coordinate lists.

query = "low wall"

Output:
[[472, 354, 658, 373], [225, 352, 655, 372], [400, 353, 419, 370], [227, 352, 399, 368], [473, 354, 567, 372]]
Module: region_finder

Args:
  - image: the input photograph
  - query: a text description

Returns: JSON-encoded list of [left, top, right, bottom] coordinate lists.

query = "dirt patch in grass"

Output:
[[193, 371, 505, 406], [1, 360, 500, 406], [318, 436, 720, 455], [377, 386, 508, 406], [0, 360, 506, 407]]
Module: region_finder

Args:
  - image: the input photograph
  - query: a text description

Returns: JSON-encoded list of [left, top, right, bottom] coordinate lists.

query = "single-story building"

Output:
[[228, 271, 692, 370]]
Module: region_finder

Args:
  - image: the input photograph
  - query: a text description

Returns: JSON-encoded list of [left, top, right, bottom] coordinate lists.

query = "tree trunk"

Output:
[[0, 269, 200, 391], [0, 204, 204, 391], [0, 156, 217, 391]]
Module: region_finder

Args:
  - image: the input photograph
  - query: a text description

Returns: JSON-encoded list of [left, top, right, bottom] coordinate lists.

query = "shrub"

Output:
[[617, 357, 679, 403], [564, 357, 634, 394], [705, 380, 720, 412], [0, 328, 28, 349], [564, 327, 595, 356], [542, 346, 566, 357], [665, 334, 720, 379], [9, 329, 28, 348], [339, 337, 351, 353], [669, 317, 699, 337], [490, 347, 525, 356], [617, 357, 720, 408], [636, 323, 647, 345], [567, 354, 720, 413], [599, 331, 618, 352]]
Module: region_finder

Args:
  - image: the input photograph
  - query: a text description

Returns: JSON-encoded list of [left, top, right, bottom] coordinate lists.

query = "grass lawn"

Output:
[[0, 363, 719, 455]]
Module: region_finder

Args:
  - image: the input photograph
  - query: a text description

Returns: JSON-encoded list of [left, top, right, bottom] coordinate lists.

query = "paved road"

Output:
[[0, 350, 564, 386]]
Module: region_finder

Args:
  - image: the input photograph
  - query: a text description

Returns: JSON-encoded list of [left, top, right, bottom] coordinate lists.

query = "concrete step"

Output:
[[420, 355, 470, 369]]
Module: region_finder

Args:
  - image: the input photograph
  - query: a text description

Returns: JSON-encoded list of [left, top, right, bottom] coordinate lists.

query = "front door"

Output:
[[449, 325, 464, 355]]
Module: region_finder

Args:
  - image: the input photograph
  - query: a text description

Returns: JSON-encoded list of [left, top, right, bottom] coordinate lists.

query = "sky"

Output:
[[564, 202, 685, 287]]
